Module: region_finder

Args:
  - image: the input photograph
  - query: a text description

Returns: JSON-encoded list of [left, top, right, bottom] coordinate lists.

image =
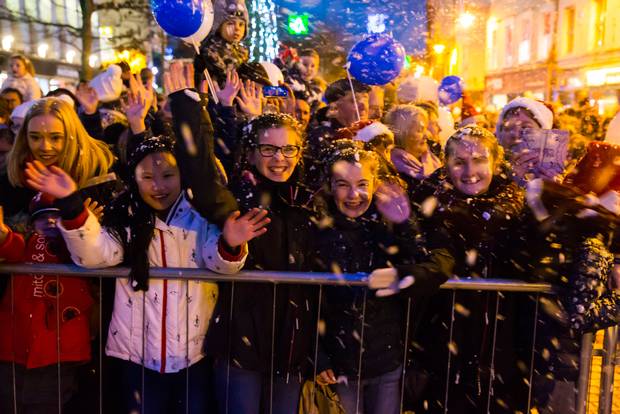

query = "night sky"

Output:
[[275, 0, 428, 56]]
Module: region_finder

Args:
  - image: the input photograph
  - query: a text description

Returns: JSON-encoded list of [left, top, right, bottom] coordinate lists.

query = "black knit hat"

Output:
[[127, 134, 176, 172]]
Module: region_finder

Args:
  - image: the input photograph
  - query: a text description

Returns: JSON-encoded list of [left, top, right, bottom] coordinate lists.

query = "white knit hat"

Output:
[[397, 76, 438, 104], [89, 65, 123, 103], [354, 121, 394, 143], [496, 97, 553, 134], [10, 99, 37, 121]]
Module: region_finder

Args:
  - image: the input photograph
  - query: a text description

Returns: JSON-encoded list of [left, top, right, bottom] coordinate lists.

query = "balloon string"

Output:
[[345, 68, 361, 123], [191, 37, 220, 105]]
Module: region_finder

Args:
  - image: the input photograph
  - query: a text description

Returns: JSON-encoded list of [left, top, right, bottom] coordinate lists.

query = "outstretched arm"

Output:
[[166, 61, 239, 228]]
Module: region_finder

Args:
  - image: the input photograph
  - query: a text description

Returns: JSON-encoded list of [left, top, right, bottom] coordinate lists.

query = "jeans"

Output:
[[335, 365, 402, 414], [116, 357, 211, 414], [214, 359, 303, 414]]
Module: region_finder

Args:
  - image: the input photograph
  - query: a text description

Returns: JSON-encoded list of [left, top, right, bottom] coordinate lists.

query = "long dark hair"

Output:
[[103, 134, 176, 291]]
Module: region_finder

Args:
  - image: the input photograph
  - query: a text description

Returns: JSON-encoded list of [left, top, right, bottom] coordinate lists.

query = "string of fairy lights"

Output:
[[249, 0, 279, 61]]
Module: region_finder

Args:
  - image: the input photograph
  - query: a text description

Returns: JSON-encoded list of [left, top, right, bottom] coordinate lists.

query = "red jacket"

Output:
[[0, 230, 93, 368]]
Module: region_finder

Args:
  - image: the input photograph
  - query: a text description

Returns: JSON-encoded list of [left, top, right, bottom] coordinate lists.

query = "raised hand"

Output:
[[122, 86, 149, 135], [84, 197, 104, 221], [511, 150, 539, 182], [24, 161, 77, 199], [237, 80, 263, 117], [222, 208, 270, 248], [75, 84, 99, 115], [368, 267, 398, 289], [375, 182, 411, 224], [369, 267, 416, 298], [163, 61, 195, 96], [316, 369, 337, 386], [213, 69, 241, 107]]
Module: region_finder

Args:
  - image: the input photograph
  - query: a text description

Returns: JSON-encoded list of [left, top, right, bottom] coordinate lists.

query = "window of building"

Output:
[[6, 0, 20, 13], [593, 0, 606, 48], [66, 0, 80, 28], [564, 6, 575, 54], [39, 0, 52, 22], [518, 18, 531, 64], [538, 12, 552, 60], [505, 23, 514, 67]]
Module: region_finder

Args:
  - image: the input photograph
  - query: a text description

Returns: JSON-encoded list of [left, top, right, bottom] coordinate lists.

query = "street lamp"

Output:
[[457, 11, 476, 29], [65, 50, 76, 64], [2, 35, 13, 51], [37, 43, 49, 58]]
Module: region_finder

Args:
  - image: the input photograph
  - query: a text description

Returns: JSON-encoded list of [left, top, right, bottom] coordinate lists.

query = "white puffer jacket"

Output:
[[60, 195, 247, 373]]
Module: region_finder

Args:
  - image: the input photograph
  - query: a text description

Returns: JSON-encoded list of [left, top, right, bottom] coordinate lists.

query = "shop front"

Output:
[[485, 65, 549, 108]]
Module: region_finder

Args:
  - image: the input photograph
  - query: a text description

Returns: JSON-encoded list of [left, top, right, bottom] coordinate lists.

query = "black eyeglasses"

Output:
[[255, 144, 301, 158]]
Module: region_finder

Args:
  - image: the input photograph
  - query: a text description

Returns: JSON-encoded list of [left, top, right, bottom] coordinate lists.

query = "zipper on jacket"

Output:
[[159, 230, 168, 374]]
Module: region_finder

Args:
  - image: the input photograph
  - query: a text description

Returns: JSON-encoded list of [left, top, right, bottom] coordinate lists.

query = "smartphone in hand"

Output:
[[263, 86, 288, 97]]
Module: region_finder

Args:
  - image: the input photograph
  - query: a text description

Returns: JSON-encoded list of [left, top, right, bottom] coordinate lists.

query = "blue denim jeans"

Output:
[[335, 365, 402, 414], [214, 359, 303, 414], [116, 357, 211, 414]]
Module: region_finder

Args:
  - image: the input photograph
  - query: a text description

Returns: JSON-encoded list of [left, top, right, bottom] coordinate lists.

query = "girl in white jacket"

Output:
[[1, 54, 41, 102], [24, 134, 270, 413]]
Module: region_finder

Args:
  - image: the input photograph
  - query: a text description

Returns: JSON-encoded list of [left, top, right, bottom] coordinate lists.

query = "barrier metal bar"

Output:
[[0, 264, 554, 292], [578, 332, 595, 414], [599, 326, 618, 414]]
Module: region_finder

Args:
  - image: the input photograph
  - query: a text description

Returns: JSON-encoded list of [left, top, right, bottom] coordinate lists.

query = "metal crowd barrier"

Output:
[[0, 264, 616, 414]]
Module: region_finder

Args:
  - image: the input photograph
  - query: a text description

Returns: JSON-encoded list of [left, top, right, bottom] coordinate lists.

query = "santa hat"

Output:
[[89, 65, 123, 103], [496, 97, 554, 133], [564, 141, 620, 196], [29, 192, 59, 219], [335, 120, 394, 144], [605, 112, 620, 145], [353, 121, 393, 143]]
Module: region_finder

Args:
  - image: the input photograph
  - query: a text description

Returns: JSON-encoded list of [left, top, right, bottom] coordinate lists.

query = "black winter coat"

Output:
[[313, 203, 453, 380], [206, 170, 319, 377], [411, 170, 529, 413], [169, 89, 238, 228]]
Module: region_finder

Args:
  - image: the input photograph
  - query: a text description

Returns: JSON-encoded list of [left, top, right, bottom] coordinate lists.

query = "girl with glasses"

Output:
[[208, 113, 319, 414]]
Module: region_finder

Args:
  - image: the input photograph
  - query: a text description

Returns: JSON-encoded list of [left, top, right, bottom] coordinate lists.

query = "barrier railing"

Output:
[[0, 264, 616, 414]]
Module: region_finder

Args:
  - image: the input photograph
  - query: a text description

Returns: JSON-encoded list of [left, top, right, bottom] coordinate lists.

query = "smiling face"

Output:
[[27, 114, 66, 166], [331, 159, 376, 218], [220, 19, 246, 43], [498, 108, 541, 149], [250, 127, 301, 182], [446, 137, 495, 196], [135, 152, 182, 214], [300, 55, 319, 81]]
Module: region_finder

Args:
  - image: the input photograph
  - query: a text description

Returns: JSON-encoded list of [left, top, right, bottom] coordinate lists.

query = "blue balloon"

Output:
[[347, 34, 406, 86], [438, 76, 464, 106], [151, 0, 205, 38]]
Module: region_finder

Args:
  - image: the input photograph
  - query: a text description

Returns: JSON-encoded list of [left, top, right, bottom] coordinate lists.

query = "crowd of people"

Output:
[[1, 1, 620, 413]]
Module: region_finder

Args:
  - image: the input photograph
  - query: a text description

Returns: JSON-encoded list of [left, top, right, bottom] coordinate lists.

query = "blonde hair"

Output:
[[384, 104, 429, 148], [8, 98, 115, 188], [10, 54, 35, 76]]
